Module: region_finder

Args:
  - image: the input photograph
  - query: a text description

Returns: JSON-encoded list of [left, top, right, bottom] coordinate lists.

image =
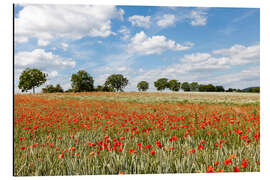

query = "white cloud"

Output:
[[15, 4, 124, 46], [128, 15, 151, 28], [176, 44, 259, 73], [201, 66, 260, 89], [49, 71, 58, 78], [118, 26, 131, 40], [61, 43, 69, 51], [213, 44, 260, 65], [15, 49, 76, 70], [157, 14, 176, 28], [189, 8, 208, 26], [127, 31, 193, 55]]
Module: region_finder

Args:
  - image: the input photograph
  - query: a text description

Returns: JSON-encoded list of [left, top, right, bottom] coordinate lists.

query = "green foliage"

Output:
[[154, 78, 169, 91], [42, 84, 64, 93], [181, 82, 190, 92], [137, 81, 149, 92], [198, 84, 217, 92], [168, 80, 180, 92], [105, 74, 128, 92], [215, 86, 225, 92], [248, 87, 260, 93], [190, 82, 199, 91], [71, 70, 94, 92], [18, 68, 47, 93], [65, 89, 74, 93], [95, 85, 115, 92]]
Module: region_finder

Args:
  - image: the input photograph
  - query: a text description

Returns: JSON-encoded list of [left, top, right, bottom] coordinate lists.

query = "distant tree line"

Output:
[[18, 68, 260, 93]]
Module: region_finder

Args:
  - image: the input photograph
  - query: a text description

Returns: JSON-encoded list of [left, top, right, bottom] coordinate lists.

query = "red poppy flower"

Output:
[[169, 136, 178, 142], [206, 166, 215, 173], [224, 159, 232, 165], [234, 166, 240, 172], [20, 146, 26, 150], [198, 144, 204, 150], [241, 159, 248, 168], [156, 141, 162, 148]]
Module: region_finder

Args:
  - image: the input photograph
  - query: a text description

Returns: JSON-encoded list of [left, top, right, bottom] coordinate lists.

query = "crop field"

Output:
[[14, 92, 260, 176]]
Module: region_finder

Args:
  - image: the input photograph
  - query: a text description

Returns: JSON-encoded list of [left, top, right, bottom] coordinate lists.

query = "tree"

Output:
[[18, 68, 47, 93], [137, 81, 149, 92], [198, 84, 207, 92], [71, 70, 94, 92], [154, 78, 169, 91], [168, 80, 180, 92], [181, 82, 190, 92], [190, 82, 199, 91], [215, 85, 225, 92], [205, 84, 216, 92], [42, 84, 63, 93], [105, 74, 128, 92]]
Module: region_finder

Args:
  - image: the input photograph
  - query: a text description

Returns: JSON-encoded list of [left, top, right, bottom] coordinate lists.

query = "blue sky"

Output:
[[14, 4, 260, 92]]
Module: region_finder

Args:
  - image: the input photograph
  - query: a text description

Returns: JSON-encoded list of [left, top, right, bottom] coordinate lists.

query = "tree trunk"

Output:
[[33, 87, 35, 94]]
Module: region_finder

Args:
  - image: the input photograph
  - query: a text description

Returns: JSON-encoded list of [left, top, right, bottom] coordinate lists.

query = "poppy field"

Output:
[[14, 92, 260, 176]]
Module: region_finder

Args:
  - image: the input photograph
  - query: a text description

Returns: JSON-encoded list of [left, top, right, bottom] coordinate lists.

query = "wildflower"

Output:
[[234, 166, 240, 172], [156, 141, 162, 148], [20, 146, 26, 150], [230, 154, 236, 159], [198, 144, 204, 150], [241, 159, 248, 168], [119, 171, 125, 175], [20, 137, 26, 141], [145, 145, 152, 149], [224, 159, 232, 165], [200, 140, 206, 144], [69, 147, 76, 151], [206, 166, 215, 173], [150, 150, 155, 155], [119, 137, 125, 140], [169, 136, 178, 142], [189, 149, 196, 154], [214, 161, 219, 166], [58, 154, 64, 159]]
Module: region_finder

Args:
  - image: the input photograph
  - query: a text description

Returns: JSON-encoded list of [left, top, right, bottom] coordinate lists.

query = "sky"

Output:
[[14, 4, 260, 93]]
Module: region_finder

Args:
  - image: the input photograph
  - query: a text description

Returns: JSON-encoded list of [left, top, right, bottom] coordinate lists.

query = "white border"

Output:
[[1, 0, 269, 180]]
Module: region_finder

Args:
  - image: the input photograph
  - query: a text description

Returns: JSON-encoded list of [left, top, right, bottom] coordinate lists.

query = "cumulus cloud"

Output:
[[189, 8, 208, 26], [127, 31, 193, 55], [15, 4, 124, 45], [128, 15, 151, 28], [201, 66, 260, 88], [15, 49, 76, 70], [61, 43, 69, 51], [212, 44, 260, 65], [118, 26, 131, 40], [177, 44, 260, 72], [157, 14, 176, 27]]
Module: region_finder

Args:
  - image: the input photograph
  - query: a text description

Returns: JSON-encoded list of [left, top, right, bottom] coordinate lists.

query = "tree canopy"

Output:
[[154, 78, 169, 91], [137, 81, 149, 92], [190, 82, 199, 91], [18, 68, 47, 93], [181, 82, 190, 92], [105, 74, 128, 92], [42, 84, 64, 93], [71, 70, 94, 92], [168, 80, 180, 91]]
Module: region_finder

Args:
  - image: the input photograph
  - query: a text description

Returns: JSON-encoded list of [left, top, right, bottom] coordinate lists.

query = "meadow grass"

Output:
[[14, 92, 260, 176]]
